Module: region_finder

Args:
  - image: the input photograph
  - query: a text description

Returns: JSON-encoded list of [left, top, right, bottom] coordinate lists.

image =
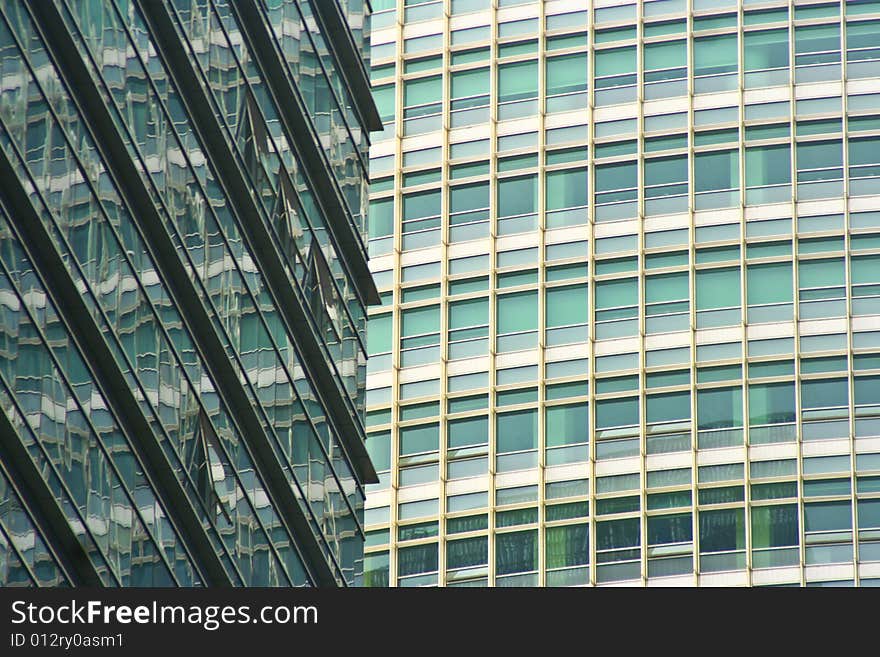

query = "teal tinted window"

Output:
[[694, 34, 738, 76], [646, 391, 691, 423], [696, 268, 740, 309], [497, 409, 538, 453], [497, 291, 538, 333], [546, 285, 588, 327], [498, 175, 537, 217], [748, 263, 792, 304], [695, 150, 739, 192], [399, 424, 439, 455], [698, 387, 743, 429], [546, 168, 588, 210], [752, 505, 799, 548], [546, 53, 588, 95], [545, 403, 589, 447], [596, 396, 639, 428], [749, 382, 796, 425], [448, 416, 488, 448], [746, 145, 792, 186], [498, 60, 539, 102], [546, 524, 589, 568], [744, 29, 790, 70], [496, 530, 538, 575]]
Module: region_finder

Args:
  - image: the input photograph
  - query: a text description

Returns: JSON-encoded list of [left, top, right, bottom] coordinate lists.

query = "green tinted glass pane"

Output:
[[648, 513, 693, 545], [799, 258, 845, 288], [402, 305, 440, 336], [546, 524, 589, 568], [852, 255, 880, 285], [594, 46, 636, 76], [399, 424, 439, 455], [748, 263, 792, 304], [447, 537, 488, 569], [545, 403, 589, 447], [744, 28, 790, 70], [403, 189, 440, 220], [398, 544, 438, 576], [644, 155, 688, 186], [795, 24, 840, 54], [596, 396, 638, 429], [751, 505, 799, 548], [447, 515, 488, 535], [850, 137, 879, 166], [546, 53, 588, 95], [848, 21, 880, 51], [695, 150, 739, 192], [699, 508, 745, 552], [546, 502, 589, 521], [751, 482, 798, 500], [546, 285, 588, 327], [367, 432, 391, 471], [802, 378, 848, 409], [546, 168, 588, 210], [367, 314, 392, 354], [498, 60, 539, 101], [648, 491, 692, 510], [746, 145, 792, 187], [450, 182, 490, 213], [696, 268, 740, 309], [698, 387, 743, 430], [749, 382, 796, 425], [496, 409, 538, 453], [496, 530, 538, 575], [646, 271, 688, 303], [805, 501, 852, 532], [370, 198, 393, 238], [497, 291, 538, 333], [405, 75, 442, 106], [596, 518, 640, 550], [644, 39, 686, 70], [858, 499, 880, 529], [595, 161, 637, 192], [647, 391, 691, 423], [498, 175, 537, 217], [694, 34, 738, 75], [449, 297, 489, 329], [448, 416, 488, 448], [595, 278, 637, 309], [373, 84, 396, 122], [451, 68, 490, 99], [797, 140, 843, 170]]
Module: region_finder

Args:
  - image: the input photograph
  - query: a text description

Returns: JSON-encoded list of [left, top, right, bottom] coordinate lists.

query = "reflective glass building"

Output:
[[0, 0, 380, 587], [363, 0, 880, 586]]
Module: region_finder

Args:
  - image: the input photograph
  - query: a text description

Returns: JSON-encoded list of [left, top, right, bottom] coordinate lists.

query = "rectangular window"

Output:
[[545, 284, 588, 345], [595, 277, 638, 339], [749, 381, 796, 445], [744, 28, 790, 88], [545, 167, 588, 227], [695, 267, 740, 328], [747, 262, 792, 323], [745, 144, 791, 204], [497, 175, 538, 234], [645, 271, 689, 333], [546, 53, 588, 96], [693, 33, 738, 92]]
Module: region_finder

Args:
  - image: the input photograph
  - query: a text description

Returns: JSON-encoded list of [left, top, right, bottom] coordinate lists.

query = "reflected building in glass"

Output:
[[0, 0, 380, 586], [363, 0, 880, 586]]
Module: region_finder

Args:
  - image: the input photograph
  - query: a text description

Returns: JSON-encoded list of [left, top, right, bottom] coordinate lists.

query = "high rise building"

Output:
[[0, 0, 380, 587], [363, 0, 880, 587]]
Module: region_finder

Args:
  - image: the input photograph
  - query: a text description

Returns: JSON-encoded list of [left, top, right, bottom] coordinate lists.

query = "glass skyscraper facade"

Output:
[[0, 0, 380, 587], [363, 0, 880, 587]]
